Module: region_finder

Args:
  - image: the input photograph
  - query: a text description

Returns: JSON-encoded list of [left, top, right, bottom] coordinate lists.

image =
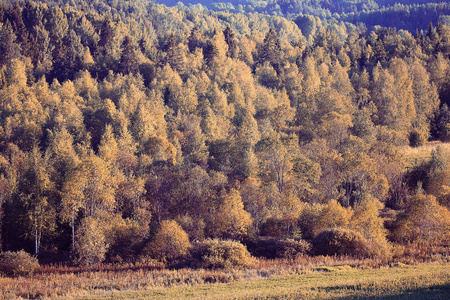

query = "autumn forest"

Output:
[[0, 0, 449, 276]]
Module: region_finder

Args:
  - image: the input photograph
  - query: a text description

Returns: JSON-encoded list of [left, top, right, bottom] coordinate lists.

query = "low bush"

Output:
[[189, 239, 255, 269], [409, 129, 426, 147], [275, 239, 312, 259], [143, 220, 191, 262], [244, 237, 311, 259], [243, 238, 279, 258], [311, 228, 371, 258], [260, 218, 301, 238], [0, 250, 40, 277]]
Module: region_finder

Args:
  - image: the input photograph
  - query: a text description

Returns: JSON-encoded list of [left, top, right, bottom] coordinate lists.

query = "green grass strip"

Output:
[[77, 262, 450, 299]]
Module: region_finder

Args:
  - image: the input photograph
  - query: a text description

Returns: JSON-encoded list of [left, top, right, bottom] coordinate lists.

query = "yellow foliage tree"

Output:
[[349, 197, 391, 258], [147, 220, 191, 262], [98, 124, 119, 165], [61, 153, 117, 252], [210, 189, 253, 240], [313, 199, 354, 237], [391, 194, 450, 245], [61, 167, 87, 252], [240, 177, 270, 234], [350, 197, 387, 241], [80, 154, 117, 219], [74, 217, 108, 266]]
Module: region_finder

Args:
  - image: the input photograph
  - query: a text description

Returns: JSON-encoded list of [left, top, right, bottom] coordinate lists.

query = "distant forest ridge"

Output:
[[154, 0, 450, 32]]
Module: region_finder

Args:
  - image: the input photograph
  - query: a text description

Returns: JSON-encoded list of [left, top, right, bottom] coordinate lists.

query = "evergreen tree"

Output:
[[163, 33, 185, 73], [118, 36, 139, 75], [260, 28, 281, 68], [188, 26, 204, 53], [0, 21, 21, 66], [223, 25, 238, 58]]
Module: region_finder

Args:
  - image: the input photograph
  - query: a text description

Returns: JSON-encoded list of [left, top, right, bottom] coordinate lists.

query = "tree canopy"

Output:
[[0, 0, 449, 264]]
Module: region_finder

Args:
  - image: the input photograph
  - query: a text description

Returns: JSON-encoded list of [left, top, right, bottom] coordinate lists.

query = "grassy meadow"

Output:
[[1, 244, 449, 299], [87, 263, 450, 300]]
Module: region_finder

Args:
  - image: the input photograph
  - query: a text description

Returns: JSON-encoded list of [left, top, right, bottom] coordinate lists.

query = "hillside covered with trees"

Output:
[[0, 0, 449, 269], [157, 0, 450, 33]]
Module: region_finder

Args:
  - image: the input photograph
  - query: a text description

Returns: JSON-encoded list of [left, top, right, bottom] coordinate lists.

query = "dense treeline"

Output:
[[0, 0, 449, 266], [157, 0, 450, 33], [343, 3, 450, 33]]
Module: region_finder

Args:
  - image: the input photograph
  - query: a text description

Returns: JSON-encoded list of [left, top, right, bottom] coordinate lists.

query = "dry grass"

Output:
[[128, 262, 450, 300], [400, 142, 450, 167], [0, 244, 448, 299]]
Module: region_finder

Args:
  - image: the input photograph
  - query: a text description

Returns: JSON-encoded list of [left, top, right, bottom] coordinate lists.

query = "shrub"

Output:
[[244, 237, 310, 259], [409, 129, 426, 147], [275, 239, 312, 259], [145, 220, 191, 262], [299, 200, 353, 239], [260, 217, 301, 238], [104, 214, 149, 263], [311, 228, 371, 258], [314, 200, 354, 237], [298, 203, 325, 239], [0, 250, 40, 277], [189, 239, 255, 269], [243, 237, 279, 258]]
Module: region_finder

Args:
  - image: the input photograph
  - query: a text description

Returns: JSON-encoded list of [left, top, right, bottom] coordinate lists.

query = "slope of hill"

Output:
[[155, 0, 450, 32], [0, 0, 449, 276]]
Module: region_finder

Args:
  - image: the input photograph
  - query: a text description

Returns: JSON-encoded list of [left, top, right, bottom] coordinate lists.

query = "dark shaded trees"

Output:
[[119, 36, 139, 75]]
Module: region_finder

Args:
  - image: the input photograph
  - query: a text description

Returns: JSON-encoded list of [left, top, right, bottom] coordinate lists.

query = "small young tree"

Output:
[[391, 194, 450, 245], [313, 200, 353, 237], [210, 189, 253, 240], [73, 217, 108, 266], [298, 202, 326, 239], [146, 220, 191, 262], [350, 197, 391, 259], [408, 128, 426, 147], [350, 197, 387, 241], [439, 185, 450, 209]]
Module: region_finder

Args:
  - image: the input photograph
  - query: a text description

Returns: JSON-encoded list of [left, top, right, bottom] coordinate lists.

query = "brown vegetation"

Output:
[[0, 3, 449, 295], [0, 246, 448, 299]]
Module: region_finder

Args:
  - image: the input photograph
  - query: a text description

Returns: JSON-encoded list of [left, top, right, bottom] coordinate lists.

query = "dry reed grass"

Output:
[[1, 244, 448, 299]]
